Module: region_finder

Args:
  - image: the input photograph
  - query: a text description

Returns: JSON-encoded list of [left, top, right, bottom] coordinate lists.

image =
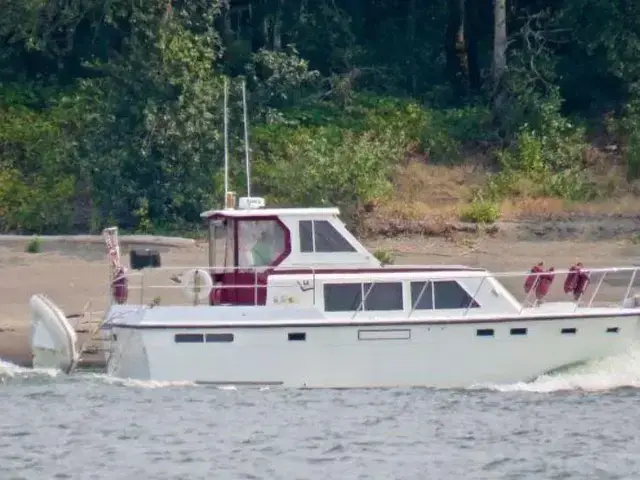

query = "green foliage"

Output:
[[246, 47, 321, 115], [459, 199, 501, 224], [486, 97, 598, 202], [0, 99, 78, 233], [0, 0, 639, 234], [25, 236, 42, 254], [252, 123, 399, 218], [617, 100, 640, 180], [276, 95, 493, 163], [373, 248, 394, 265]]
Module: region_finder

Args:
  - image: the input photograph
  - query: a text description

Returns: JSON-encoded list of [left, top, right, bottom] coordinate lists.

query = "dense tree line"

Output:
[[1, 0, 639, 233]]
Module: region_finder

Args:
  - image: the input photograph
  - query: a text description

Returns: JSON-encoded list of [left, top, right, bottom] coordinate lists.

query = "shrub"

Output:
[[459, 198, 501, 223], [25, 236, 42, 254], [252, 123, 401, 221], [373, 248, 394, 265]]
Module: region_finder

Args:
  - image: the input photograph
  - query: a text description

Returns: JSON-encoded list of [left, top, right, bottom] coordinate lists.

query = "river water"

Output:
[[3, 352, 640, 480]]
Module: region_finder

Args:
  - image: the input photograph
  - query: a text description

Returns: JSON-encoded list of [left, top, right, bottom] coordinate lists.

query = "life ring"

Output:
[[524, 262, 544, 293], [181, 268, 213, 303], [535, 268, 555, 300], [111, 267, 128, 305]]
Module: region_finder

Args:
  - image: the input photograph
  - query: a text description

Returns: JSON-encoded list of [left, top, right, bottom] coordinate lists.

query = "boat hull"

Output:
[[108, 314, 640, 388]]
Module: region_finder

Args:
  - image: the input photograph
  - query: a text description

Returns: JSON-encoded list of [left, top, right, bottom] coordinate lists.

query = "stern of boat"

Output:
[[29, 294, 79, 373]]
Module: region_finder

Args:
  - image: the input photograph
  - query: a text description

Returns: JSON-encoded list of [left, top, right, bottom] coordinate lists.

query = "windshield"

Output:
[[237, 219, 286, 268]]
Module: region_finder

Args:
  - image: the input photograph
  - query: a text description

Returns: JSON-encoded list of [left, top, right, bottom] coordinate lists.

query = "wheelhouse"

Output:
[[199, 196, 492, 310], [200, 196, 381, 306]]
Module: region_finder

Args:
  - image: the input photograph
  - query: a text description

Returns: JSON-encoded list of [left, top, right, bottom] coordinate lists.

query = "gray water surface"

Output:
[[2, 356, 640, 480]]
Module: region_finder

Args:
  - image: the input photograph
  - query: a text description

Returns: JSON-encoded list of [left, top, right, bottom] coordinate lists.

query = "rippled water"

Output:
[[3, 352, 640, 480]]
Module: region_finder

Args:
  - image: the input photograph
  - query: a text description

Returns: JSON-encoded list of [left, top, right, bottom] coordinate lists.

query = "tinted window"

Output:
[[205, 333, 234, 343], [288, 332, 306, 341], [314, 220, 356, 252], [364, 282, 403, 311], [433, 281, 479, 309], [410, 281, 434, 310], [476, 329, 494, 337], [175, 333, 204, 343], [299, 220, 314, 252], [324, 283, 362, 311]]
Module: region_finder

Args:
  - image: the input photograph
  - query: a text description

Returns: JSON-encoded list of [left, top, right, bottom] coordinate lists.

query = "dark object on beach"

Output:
[[129, 249, 162, 270]]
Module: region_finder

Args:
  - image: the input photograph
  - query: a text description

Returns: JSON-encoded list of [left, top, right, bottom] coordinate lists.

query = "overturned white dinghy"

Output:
[[29, 294, 79, 373]]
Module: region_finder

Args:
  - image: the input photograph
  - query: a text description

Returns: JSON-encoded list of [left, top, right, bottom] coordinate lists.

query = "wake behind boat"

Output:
[[27, 77, 640, 388]]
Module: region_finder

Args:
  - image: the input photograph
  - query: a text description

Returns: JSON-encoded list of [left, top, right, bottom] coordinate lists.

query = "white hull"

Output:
[[29, 294, 79, 373], [108, 313, 640, 388]]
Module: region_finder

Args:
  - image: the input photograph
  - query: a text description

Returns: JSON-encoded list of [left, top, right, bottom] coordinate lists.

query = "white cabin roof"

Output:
[[201, 207, 340, 219]]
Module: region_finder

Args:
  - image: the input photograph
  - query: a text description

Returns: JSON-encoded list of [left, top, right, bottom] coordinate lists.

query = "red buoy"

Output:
[[209, 283, 222, 305], [524, 262, 544, 294], [563, 263, 581, 294], [535, 267, 555, 300], [573, 269, 590, 300], [563, 262, 589, 300], [111, 267, 128, 305]]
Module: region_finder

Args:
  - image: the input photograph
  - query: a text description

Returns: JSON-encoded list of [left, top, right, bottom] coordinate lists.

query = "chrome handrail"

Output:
[[108, 264, 640, 314]]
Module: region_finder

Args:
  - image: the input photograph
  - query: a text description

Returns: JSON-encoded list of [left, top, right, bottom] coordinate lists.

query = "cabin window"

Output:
[[324, 282, 403, 311], [299, 220, 314, 252], [433, 281, 479, 309], [476, 328, 494, 337], [364, 282, 403, 311], [205, 333, 234, 343], [299, 220, 356, 253], [410, 281, 434, 310], [209, 219, 232, 269], [237, 219, 286, 268], [175, 333, 204, 343], [324, 283, 362, 311]]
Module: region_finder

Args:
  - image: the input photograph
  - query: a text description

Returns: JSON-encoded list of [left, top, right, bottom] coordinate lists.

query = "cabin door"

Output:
[[231, 219, 287, 305]]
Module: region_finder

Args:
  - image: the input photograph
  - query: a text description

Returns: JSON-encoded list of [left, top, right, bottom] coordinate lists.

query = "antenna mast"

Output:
[[223, 76, 229, 205], [242, 78, 251, 197]]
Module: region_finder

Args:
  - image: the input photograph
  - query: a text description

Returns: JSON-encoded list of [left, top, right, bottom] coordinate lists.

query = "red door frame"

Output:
[[206, 214, 292, 305]]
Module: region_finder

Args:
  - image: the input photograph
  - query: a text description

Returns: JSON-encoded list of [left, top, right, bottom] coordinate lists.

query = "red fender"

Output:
[[209, 283, 222, 305], [111, 267, 128, 305], [535, 268, 556, 300], [524, 263, 544, 293], [563, 264, 580, 294], [573, 270, 590, 300]]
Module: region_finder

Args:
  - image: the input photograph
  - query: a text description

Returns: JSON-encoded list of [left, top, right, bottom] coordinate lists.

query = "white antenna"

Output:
[[223, 76, 229, 203], [242, 78, 251, 197]]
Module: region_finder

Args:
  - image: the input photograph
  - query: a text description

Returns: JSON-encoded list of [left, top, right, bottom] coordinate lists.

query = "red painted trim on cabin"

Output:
[[209, 214, 292, 306], [205, 213, 292, 267]]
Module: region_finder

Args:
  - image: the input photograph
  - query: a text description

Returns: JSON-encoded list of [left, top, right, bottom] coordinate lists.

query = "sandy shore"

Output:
[[2, 221, 639, 368]]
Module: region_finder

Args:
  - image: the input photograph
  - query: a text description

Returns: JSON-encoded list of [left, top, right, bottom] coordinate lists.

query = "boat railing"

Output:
[[354, 265, 640, 320], [112, 264, 640, 315], [114, 265, 320, 307], [473, 265, 640, 308], [457, 266, 640, 316]]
